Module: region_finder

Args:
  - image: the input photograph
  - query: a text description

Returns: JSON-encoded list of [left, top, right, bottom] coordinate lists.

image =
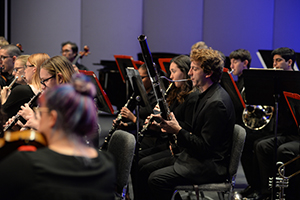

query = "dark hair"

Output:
[[271, 47, 296, 68], [0, 44, 21, 57], [61, 41, 78, 54], [43, 73, 97, 139], [229, 49, 252, 68], [167, 55, 193, 105]]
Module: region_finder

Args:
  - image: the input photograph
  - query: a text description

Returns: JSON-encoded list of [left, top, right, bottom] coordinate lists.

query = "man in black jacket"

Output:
[[136, 48, 235, 200]]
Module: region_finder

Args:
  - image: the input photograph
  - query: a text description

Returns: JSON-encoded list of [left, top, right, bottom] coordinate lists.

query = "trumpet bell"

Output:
[[242, 105, 274, 130]]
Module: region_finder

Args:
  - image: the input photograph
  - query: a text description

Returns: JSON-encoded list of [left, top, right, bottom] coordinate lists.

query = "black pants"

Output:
[[135, 156, 193, 200], [256, 135, 300, 196]]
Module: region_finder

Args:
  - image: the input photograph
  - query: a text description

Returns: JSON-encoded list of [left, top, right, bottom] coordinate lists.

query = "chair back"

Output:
[[229, 124, 246, 185], [107, 130, 136, 196]]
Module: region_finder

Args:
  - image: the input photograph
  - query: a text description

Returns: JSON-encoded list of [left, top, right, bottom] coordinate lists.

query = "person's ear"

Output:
[[243, 60, 249, 68], [49, 110, 58, 128], [57, 73, 64, 84], [12, 56, 17, 63], [205, 71, 213, 78], [287, 59, 293, 67]]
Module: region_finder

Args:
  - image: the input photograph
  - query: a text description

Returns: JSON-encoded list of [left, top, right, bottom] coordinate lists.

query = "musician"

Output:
[[2, 53, 50, 122], [136, 48, 235, 200], [111, 64, 160, 149], [243, 47, 298, 200], [229, 48, 251, 92], [272, 47, 296, 71], [18, 56, 76, 131], [61, 41, 89, 71], [0, 44, 22, 88], [0, 74, 116, 200], [134, 55, 199, 199], [12, 55, 30, 85]]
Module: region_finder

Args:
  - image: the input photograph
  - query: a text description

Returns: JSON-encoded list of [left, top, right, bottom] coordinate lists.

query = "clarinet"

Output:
[[100, 93, 136, 150], [138, 35, 179, 156], [4, 91, 42, 132], [137, 83, 173, 146]]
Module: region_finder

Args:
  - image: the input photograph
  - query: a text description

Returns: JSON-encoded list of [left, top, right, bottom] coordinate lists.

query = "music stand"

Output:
[[125, 67, 151, 175], [158, 58, 172, 76], [125, 67, 151, 114], [114, 55, 139, 101], [114, 55, 139, 83], [220, 68, 245, 125], [79, 70, 114, 114], [283, 91, 300, 129], [243, 69, 300, 199]]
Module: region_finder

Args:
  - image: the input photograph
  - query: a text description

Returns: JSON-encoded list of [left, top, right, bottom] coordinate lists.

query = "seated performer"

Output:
[[242, 47, 298, 200], [229, 48, 251, 92], [0, 44, 22, 88], [17, 56, 75, 131], [111, 64, 166, 150], [133, 54, 199, 199], [0, 74, 116, 200], [2, 53, 50, 121], [61, 41, 89, 71], [136, 48, 235, 200], [12, 55, 30, 85]]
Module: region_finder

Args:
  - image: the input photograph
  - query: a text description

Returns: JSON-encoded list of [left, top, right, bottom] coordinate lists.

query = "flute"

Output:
[[4, 91, 42, 132], [7, 76, 19, 89]]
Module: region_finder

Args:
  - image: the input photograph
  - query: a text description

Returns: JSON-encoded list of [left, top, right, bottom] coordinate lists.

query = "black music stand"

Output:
[[220, 68, 245, 125], [125, 67, 151, 187], [243, 69, 300, 200], [79, 70, 114, 114], [114, 55, 139, 100], [125, 67, 152, 129], [283, 91, 300, 130]]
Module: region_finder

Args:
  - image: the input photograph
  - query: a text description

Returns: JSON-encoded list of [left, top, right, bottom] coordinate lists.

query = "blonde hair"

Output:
[[16, 55, 30, 66], [39, 56, 75, 84], [0, 36, 9, 47], [28, 53, 50, 90]]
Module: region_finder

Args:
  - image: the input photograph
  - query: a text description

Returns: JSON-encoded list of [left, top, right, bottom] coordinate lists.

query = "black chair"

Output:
[[107, 130, 136, 200], [171, 124, 246, 200]]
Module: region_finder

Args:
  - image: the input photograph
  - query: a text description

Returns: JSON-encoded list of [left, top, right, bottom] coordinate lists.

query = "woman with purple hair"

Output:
[[0, 74, 116, 200]]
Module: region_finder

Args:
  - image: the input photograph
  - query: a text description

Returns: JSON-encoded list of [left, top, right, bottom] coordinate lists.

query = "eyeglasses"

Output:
[[0, 55, 13, 61], [24, 64, 35, 69], [13, 67, 24, 72], [40, 75, 55, 87], [141, 76, 148, 79]]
